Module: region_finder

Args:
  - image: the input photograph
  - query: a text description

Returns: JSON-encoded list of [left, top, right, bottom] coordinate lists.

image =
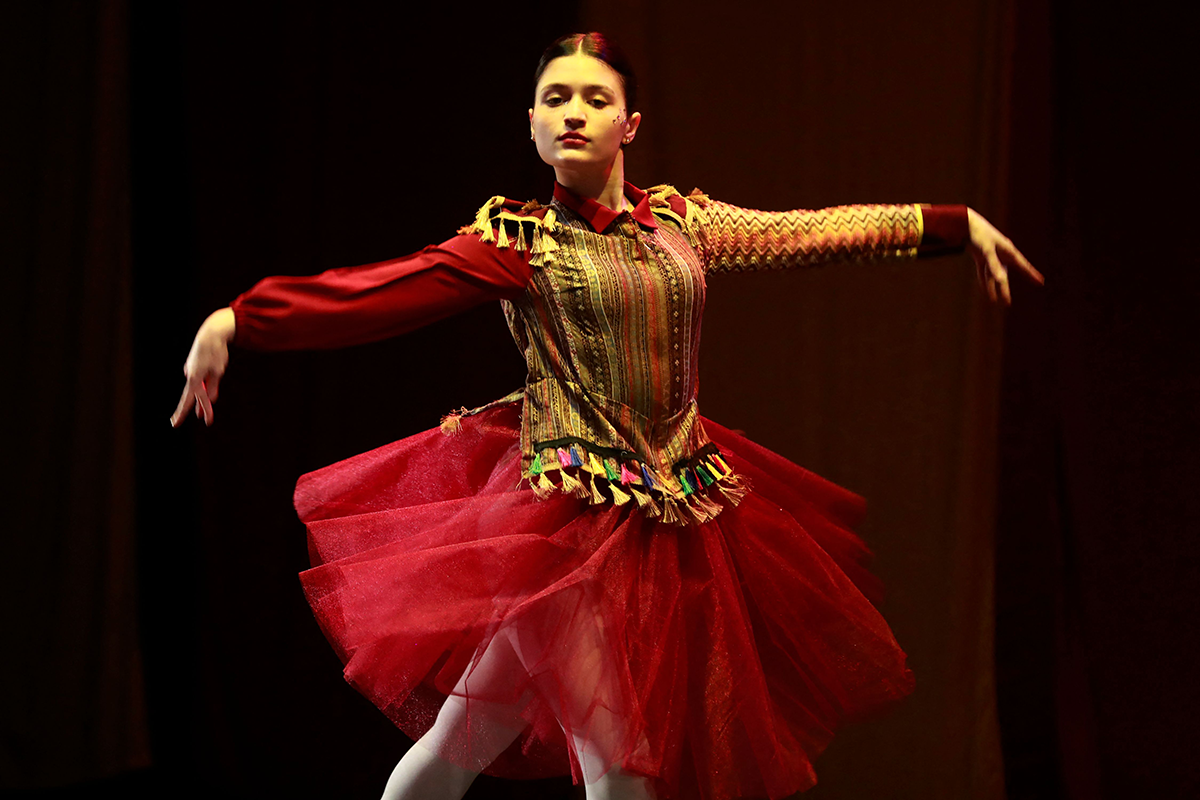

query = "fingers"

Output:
[[996, 237, 1045, 286], [196, 381, 215, 425], [985, 249, 1010, 305], [171, 373, 218, 428], [974, 243, 1027, 305], [1012, 246, 1045, 285], [969, 218, 1045, 305], [973, 249, 1001, 303], [171, 383, 194, 427]]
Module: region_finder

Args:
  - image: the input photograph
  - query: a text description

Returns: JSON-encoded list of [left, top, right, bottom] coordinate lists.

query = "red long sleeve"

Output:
[[230, 233, 534, 352], [917, 204, 970, 258]]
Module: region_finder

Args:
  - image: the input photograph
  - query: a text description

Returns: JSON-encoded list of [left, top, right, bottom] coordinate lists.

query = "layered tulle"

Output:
[[295, 401, 914, 799]]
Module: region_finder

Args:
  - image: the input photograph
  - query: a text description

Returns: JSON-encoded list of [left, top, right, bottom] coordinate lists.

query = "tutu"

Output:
[[296, 400, 915, 800]]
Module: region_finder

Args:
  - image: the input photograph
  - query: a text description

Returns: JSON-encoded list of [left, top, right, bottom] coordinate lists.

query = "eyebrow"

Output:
[[539, 83, 616, 96]]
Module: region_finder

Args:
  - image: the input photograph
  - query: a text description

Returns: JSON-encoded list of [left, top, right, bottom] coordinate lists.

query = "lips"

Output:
[[557, 132, 589, 143]]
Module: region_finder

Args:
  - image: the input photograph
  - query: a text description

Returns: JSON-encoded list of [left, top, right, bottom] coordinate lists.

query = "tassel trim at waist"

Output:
[[439, 395, 747, 526], [522, 439, 747, 527]]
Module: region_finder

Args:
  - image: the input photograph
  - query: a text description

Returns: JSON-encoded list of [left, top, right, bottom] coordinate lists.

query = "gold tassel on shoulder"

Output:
[[440, 407, 468, 435], [533, 207, 560, 267], [470, 196, 505, 244], [643, 185, 705, 248], [681, 190, 710, 249], [462, 197, 560, 267], [645, 185, 673, 207]]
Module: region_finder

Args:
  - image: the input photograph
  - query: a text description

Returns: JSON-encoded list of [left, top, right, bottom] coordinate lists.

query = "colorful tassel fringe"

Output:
[[521, 442, 747, 527]]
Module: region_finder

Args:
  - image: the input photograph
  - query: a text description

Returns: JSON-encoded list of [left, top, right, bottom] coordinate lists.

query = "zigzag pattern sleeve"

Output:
[[696, 200, 925, 274]]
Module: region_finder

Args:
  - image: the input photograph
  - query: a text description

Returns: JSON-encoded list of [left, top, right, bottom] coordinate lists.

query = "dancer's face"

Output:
[[529, 54, 640, 177]]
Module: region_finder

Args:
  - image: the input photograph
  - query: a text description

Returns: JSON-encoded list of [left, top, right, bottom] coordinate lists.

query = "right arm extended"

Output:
[[170, 233, 534, 427]]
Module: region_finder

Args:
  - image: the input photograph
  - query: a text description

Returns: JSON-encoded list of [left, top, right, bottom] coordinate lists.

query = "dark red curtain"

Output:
[[0, 0, 149, 790], [996, 2, 1198, 799]]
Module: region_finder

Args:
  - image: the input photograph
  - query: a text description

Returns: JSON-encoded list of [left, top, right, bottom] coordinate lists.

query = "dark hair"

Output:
[[533, 32, 638, 112]]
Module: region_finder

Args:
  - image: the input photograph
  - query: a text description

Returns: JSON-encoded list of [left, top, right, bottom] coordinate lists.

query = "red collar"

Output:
[[553, 181, 659, 233]]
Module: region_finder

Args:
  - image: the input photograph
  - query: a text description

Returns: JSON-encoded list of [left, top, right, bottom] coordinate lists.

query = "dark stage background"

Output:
[[2, 1, 1195, 799]]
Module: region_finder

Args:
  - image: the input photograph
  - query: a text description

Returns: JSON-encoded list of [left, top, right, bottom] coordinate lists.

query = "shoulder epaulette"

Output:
[[459, 195, 560, 266], [643, 184, 708, 248]]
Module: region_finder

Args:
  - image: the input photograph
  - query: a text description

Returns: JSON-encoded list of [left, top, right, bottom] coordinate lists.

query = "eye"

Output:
[[544, 96, 564, 107], [590, 98, 610, 109]]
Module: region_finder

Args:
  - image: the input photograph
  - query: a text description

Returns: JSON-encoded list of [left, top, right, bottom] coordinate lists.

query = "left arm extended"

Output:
[[691, 195, 1041, 303], [694, 199, 969, 272]]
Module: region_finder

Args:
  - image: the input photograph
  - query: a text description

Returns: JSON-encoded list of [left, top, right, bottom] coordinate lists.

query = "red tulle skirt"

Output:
[[295, 401, 914, 800]]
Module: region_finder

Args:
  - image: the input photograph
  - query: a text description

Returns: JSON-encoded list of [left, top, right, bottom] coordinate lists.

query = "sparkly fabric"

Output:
[[297, 402, 915, 799]]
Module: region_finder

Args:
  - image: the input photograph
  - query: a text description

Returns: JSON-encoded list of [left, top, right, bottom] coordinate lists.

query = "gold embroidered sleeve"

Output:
[[694, 199, 924, 275]]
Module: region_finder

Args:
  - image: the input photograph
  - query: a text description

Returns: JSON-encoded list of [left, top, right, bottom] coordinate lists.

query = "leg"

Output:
[[582, 764, 656, 800], [379, 629, 532, 800], [379, 739, 477, 800], [505, 597, 656, 799], [379, 587, 657, 799]]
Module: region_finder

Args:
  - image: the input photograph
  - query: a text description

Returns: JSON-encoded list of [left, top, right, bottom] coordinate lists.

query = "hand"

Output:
[[170, 308, 235, 428], [966, 208, 1044, 305]]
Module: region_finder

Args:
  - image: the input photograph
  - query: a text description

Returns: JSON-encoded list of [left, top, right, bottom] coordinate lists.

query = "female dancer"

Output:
[[172, 32, 1041, 800]]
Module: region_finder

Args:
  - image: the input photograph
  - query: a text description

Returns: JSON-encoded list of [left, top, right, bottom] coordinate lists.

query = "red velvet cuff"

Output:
[[917, 204, 970, 258]]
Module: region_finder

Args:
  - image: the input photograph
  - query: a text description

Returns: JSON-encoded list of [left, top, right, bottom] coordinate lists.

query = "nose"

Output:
[[563, 96, 587, 127]]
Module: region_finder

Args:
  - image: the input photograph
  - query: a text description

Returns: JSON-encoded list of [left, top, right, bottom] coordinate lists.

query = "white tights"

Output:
[[378, 625, 654, 800], [378, 742, 653, 800]]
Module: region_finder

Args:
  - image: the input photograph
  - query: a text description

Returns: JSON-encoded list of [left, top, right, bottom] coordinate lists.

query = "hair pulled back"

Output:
[[533, 32, 638, 112]]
